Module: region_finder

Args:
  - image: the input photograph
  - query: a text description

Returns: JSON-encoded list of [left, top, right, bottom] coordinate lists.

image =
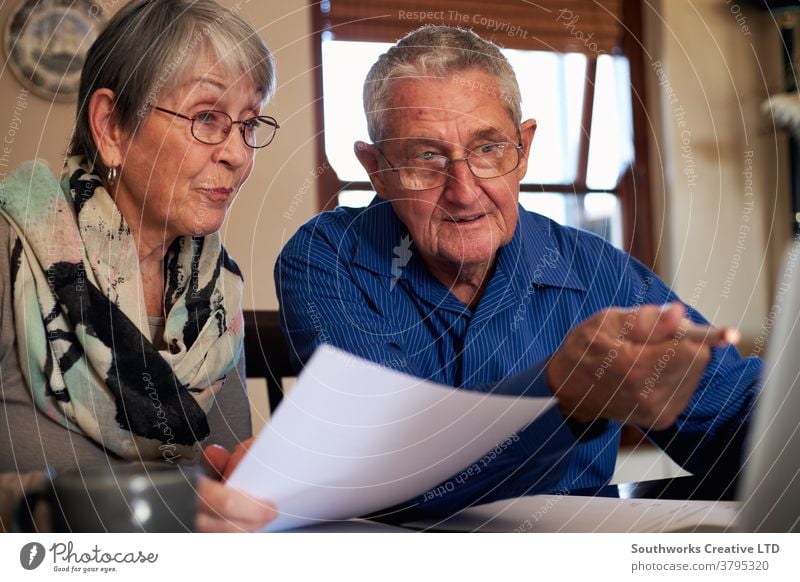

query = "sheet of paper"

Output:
[[228, 345, 555, 531], [403, 495, 740, 532]]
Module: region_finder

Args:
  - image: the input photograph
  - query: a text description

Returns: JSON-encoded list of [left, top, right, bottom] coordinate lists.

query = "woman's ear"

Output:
[[88, 88, 125, 168]]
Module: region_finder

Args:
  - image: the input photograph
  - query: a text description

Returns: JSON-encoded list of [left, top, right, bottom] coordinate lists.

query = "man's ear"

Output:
[[354, 140, 388, 194], [88, 88, 126, 169], [515, 118, 537, 180]]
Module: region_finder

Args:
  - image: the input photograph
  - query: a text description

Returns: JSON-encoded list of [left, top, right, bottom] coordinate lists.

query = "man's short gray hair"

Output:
[[69, 0, 275, 177], [363, 25, 521, 143]]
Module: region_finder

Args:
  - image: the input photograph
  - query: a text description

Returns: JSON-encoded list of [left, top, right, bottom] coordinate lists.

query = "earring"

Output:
[[106, 165, 119, 186]]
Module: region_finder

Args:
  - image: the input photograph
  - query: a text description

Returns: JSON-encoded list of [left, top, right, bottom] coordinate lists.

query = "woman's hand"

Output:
[[203, 437, 254, 480], [195, 438, 276, 532]]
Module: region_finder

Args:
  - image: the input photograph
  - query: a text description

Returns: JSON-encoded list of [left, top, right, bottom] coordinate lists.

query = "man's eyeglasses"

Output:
[[149, 105, 280, 149], [375, 141, 523, 191]]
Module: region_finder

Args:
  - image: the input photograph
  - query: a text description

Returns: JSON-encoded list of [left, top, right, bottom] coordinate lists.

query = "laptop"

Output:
[[735, 238, 800, 532]]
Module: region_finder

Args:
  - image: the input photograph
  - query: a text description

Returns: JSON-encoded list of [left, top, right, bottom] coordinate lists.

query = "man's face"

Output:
[[356, 67, 536, 282]]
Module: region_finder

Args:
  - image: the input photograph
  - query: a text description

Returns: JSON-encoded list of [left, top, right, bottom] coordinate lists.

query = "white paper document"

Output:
[[403, 495, 740, 532], [228, 345, 555, 531]]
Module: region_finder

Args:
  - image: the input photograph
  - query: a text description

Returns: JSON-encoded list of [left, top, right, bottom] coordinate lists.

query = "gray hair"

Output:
[[69, 0, 276, 177], [363, 25, 521, 142]]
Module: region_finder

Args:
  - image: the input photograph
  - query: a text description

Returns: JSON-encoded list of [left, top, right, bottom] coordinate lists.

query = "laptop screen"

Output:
[[737, 238, 800, 532]]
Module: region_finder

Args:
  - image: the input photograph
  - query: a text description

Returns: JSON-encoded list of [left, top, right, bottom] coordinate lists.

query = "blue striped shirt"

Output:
[[275, 197, 762, 515]]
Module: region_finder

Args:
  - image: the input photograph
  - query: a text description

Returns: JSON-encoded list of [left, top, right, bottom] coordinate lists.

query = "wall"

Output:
[[0, 0, 318, 311], [644, 0, 791, 349], [221, 0, 317, 310]]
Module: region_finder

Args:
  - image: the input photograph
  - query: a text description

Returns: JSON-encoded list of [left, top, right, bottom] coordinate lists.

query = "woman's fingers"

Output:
[[198, 439, 271, 531], [195, 475, 276, 532], [202, 444, 231, 480], [224, 437, 255, 479]]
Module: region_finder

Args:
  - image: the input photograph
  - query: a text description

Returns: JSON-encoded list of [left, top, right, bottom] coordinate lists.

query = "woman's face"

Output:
[[112, 56, 263, 246]]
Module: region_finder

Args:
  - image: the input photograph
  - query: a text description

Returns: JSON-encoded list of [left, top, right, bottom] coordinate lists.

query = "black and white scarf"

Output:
[[0, 157, 244, 461]]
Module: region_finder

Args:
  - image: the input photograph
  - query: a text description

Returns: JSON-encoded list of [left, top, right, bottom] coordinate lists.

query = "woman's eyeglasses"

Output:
[[150, 105, 279, 149]]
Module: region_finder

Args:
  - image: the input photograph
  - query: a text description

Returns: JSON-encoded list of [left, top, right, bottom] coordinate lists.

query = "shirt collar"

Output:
[[503, 208, 587, 294], [351, 196, 410, 284], [351, 197, 587, 294]]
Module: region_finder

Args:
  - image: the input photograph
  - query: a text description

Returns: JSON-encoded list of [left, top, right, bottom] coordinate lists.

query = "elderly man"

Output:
[[276, 26, 761, 515]]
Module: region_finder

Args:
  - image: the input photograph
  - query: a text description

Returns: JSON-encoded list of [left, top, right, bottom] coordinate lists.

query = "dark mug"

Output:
[[14, 462, 198, 532]]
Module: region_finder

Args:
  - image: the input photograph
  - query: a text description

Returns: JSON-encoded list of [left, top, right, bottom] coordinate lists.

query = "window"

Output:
[[313, 0, 653, 264]]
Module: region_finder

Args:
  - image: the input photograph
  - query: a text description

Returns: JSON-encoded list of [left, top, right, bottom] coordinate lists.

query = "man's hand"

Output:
[[546, 303, 737, 430], [196, 438, 275, 532]]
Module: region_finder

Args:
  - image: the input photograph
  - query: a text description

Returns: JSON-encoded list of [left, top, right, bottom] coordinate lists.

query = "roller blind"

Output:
[[321, 0, 624, 54]]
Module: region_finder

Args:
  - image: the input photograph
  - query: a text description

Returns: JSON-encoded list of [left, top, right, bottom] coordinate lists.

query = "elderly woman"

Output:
[[0, 0, 276, 532]]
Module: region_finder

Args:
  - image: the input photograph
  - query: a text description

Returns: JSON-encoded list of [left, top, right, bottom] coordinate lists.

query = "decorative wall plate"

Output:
[[4, 0, 107, 101]]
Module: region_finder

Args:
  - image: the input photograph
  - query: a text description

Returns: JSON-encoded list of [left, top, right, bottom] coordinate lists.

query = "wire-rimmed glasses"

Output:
[[375, 140, 523, 190], [150, 105, 279, 149]]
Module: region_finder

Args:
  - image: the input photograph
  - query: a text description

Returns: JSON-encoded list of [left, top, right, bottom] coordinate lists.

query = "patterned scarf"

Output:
[[0, 157, 244, 462]]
